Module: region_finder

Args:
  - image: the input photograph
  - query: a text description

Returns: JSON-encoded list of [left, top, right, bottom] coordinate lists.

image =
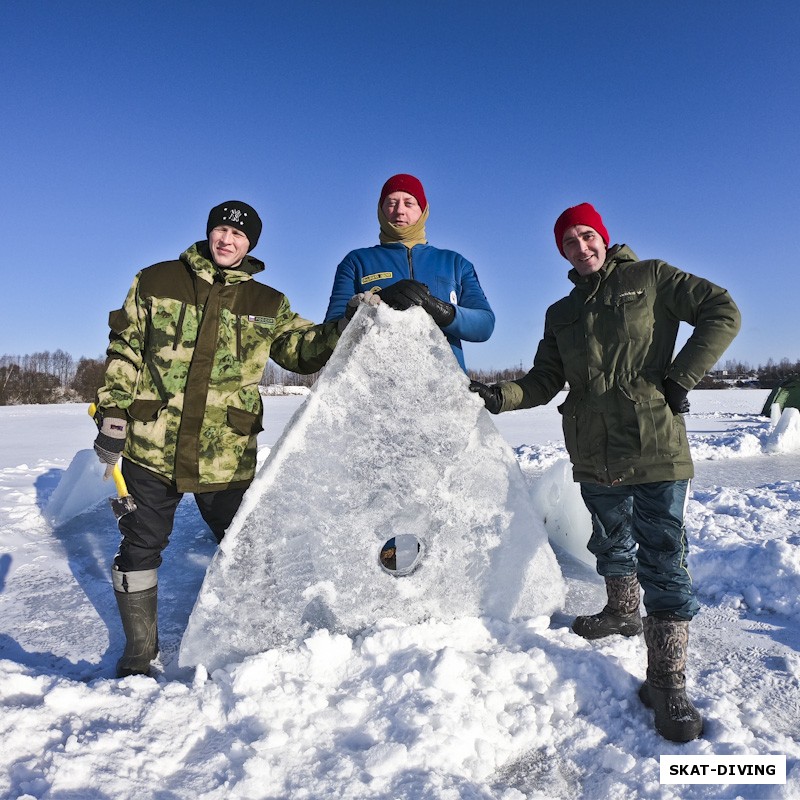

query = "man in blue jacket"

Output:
[[324, 173, 494, 371]]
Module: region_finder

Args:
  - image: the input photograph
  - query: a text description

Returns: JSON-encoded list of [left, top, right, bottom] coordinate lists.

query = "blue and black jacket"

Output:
[[324, 242, 494, 371]]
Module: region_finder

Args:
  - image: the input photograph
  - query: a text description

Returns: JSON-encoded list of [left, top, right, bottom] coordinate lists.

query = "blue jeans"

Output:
[[579, 480, 698, 620]]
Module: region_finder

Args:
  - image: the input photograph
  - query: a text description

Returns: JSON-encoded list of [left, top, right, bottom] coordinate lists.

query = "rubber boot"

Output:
[[112, 568, 159, 678], [572, 574, 643, 639], [639, 615, 703, 742]]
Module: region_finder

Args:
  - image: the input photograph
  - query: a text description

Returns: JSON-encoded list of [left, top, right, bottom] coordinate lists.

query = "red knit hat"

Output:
[[554, 203, 609, 257], [379, 173, 428, 210]]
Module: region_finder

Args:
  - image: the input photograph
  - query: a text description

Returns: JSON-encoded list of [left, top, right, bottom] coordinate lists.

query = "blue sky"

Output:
[[2, 1, 797, 371]]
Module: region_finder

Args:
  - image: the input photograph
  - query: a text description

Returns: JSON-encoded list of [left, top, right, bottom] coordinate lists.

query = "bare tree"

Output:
[[52, 349, 75, 387], [71, 357, 106, 402]]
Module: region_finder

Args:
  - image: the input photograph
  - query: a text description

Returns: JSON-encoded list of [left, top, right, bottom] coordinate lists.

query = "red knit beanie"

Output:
[[554, 203, 609, 257], [379, 174, 428, 210]]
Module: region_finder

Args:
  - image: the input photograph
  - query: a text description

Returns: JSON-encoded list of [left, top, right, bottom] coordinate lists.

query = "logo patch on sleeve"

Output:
[[248, 315, 276, 325], [361, 272, 393, 285]]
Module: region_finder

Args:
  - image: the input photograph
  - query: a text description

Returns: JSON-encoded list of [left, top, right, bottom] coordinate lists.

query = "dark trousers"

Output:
[[114, 459, 248, 572], [579, 480, 698, 620]]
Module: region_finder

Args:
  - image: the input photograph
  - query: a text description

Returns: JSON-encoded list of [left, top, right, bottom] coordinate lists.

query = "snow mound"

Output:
[[766, 406, 800, 453]]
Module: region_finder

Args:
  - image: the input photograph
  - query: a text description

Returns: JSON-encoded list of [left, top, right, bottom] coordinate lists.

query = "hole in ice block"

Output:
[[379, 534, 422, 576]]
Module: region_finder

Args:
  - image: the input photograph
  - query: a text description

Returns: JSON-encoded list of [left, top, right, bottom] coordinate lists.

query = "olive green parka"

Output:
[[498, 245, 741, 485], [97, 242, 341, 493]]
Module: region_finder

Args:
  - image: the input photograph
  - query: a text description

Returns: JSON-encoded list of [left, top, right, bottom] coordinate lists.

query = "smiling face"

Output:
[[560, 224, 608, 276], [208, 225, 250, 268], [381, 191, 423, 227]]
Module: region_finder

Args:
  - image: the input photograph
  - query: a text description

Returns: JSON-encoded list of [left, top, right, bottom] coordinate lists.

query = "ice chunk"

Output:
[[43, 449, 117, 527], [530, 459, 594, 568], [180, 304, 565, 671]]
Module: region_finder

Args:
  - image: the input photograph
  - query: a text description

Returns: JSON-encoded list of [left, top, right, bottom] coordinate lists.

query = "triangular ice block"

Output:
[[180, 305, 565, 671]]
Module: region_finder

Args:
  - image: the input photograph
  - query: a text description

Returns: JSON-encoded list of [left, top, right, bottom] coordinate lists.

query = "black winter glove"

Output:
[[663, 378, 690, 415], [378, 279, 430, 310], [379, 279, 456, 327], [469, 380, 503, 415], [421, 294, 456, 327]]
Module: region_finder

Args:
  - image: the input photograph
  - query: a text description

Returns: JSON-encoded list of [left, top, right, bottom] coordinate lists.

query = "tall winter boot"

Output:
[[112, 568, 159, 678], [639, 615, 703, 742], [572, 574, 643, 639]]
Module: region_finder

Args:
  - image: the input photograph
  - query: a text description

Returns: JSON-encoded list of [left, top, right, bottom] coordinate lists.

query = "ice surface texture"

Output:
[[180, 304, 565, 671]]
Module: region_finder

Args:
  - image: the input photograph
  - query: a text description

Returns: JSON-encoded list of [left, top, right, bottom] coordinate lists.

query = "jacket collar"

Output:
[[181, 241, 266, 285], [567, 243, 639, 288]]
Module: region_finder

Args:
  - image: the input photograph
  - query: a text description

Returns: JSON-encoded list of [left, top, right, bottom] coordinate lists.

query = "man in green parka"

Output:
[[470, 202, 740, 742], [93, 200, 343, 678]]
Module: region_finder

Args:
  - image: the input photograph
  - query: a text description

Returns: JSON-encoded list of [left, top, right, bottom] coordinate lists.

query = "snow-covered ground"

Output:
[[1, 389, 799, 799]]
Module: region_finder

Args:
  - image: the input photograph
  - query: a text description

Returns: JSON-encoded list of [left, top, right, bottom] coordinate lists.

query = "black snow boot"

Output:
[[572, 574, 643, 639], [113, 574, 159, 678], [639, 615, 703, 742]]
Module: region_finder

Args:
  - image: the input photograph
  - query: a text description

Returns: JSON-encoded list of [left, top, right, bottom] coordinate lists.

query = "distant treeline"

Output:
[[0, 352, 319, 406], [1, 352, 798, 406], [469, 358, 800, 390]]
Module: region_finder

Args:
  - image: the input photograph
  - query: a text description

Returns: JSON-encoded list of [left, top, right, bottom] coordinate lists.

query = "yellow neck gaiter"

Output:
[[378, 203, 429, 249]]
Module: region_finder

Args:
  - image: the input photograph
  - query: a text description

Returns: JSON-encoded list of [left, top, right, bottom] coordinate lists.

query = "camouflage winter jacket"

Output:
[[498, 245, 741, 485], [96, 242, 341, 492]]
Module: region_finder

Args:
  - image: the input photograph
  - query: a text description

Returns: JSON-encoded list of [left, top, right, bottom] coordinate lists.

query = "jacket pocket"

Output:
[[618, 386, 682, 459], [639, 398, 683, 457], [607, 289, 650, 342], [550, 307, 584, 365], [238, 313, 277, 368], [227, 405, 264, 436], [127, 399, 167, 422]]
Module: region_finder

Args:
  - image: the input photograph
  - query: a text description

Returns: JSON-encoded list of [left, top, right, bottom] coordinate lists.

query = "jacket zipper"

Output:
[[236, 315, 242, 361], [407, 247, 414, 280]]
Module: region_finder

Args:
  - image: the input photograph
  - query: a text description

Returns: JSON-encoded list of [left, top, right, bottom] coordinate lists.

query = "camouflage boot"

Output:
[[112, 568, 159, 678], [572, 574, 643, 639], [639, 615, 703, 742]]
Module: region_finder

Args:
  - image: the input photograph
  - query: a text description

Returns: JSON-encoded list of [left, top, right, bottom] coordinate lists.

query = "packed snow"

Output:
[[2, 354, 800, 797]]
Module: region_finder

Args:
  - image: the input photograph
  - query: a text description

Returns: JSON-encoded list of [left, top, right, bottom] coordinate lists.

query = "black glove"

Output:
[[378, 279, 430, 310], [469, 380, 503, 415], [420, 294, 456, 327], [379, 279, 456, 327], [663, 378, 690, 415]]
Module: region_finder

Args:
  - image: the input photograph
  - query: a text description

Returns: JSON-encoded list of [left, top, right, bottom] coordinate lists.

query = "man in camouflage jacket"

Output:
[[93, 200, 342, 677], [470, 203, 740, 742]]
